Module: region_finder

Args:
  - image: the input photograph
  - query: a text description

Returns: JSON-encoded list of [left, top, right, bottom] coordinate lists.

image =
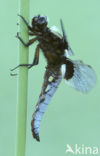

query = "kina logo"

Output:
[[65, 144, 99, 155]]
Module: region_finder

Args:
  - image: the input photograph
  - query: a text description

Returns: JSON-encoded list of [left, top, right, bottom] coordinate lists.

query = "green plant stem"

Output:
[[15, 0, 29, 156]]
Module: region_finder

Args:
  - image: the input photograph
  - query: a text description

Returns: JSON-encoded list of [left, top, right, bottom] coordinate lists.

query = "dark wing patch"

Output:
[[31, 65, 62, 141], [64, 59, 74, 80]]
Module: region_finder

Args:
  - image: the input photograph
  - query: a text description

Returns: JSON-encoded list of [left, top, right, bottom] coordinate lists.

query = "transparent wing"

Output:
[[50, 26, 74, 57], [50, 25, 62, 39], [60, 19, 74, 56], [65, 60, 96, 93], [31, 65, 62, 141], [68, 47, 74, 56], [50, 23, 74, 57], [64, 47, 74, 58]]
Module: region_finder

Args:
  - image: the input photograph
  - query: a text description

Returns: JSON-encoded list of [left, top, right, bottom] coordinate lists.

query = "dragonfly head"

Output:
[[32, 15, 48, 32]]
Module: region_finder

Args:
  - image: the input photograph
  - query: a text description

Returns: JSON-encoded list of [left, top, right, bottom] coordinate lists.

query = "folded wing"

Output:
[[64, 60, 96, 93]]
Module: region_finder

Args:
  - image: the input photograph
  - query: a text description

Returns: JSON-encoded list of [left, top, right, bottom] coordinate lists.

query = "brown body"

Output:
[[12, 15, 74, 79], [11, 15, 75, 141], [37, 28, 65, 65]]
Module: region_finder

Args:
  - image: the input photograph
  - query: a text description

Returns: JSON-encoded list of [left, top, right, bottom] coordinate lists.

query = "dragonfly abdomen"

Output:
[[31, 65, 63, 141]]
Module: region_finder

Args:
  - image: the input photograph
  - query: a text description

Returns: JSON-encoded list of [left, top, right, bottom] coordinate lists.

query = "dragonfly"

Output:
[[11, 14, 96, 142]]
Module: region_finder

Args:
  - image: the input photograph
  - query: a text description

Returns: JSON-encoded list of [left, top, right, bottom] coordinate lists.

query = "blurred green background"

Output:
[[0, 0, 100, 156]]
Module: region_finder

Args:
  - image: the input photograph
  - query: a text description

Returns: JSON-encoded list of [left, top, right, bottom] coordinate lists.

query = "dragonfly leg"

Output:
[[31, 44, 40, 66], [11, 44, 40, 71], [28, 32, 34, 36], [18, 14, 33, 31], [16, 32, 37, 47], [28, 44, 40, 69], [10, 64, 32, 71]]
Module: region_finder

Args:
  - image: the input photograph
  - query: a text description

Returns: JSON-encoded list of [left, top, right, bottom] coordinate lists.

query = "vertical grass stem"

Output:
[[15, 0, 30, 156]]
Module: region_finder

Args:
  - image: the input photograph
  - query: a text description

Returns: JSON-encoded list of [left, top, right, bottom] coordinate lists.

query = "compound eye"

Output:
[[40, 17, 45, 21], [38, 17, 45, 24], [33, 17, 38, 22]]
